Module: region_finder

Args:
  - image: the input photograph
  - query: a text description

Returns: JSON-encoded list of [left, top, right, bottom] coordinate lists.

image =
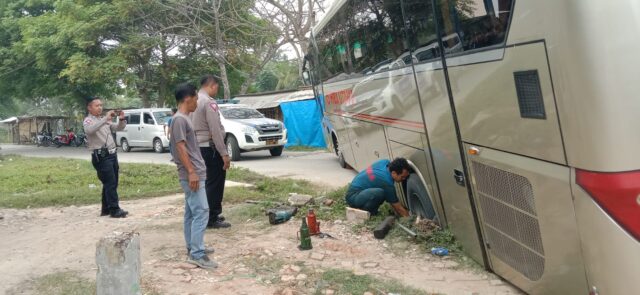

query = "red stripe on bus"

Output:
[[333, 110, 425, 129]]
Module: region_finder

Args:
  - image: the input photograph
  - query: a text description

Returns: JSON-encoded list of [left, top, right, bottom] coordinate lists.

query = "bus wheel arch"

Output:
[[403, 162, 438, 222]]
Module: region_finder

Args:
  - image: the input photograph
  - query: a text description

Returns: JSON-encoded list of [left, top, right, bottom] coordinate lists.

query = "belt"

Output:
[[199, 142, 216, 148], [94, 147, 117, 154]]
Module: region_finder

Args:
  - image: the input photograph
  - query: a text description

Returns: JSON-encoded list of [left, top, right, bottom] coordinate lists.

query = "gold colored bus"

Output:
[[304, 0, 640, 294]]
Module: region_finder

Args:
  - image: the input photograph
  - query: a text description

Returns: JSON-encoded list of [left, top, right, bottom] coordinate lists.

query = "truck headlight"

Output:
[[243, 126, 258, 135]]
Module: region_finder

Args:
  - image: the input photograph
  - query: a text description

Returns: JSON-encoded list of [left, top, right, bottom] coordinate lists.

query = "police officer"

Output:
[[83, 97, 128, 218], [191, 75, 231, 228]]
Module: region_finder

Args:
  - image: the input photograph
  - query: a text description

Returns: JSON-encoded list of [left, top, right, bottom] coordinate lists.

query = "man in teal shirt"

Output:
[[346, 158, 411, 217]]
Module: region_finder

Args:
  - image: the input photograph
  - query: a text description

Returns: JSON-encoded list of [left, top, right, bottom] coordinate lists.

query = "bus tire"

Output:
[[406, 174, 436, 220], [338, 150, 347, 169]]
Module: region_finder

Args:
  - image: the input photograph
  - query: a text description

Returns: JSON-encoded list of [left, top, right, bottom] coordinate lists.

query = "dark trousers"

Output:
[[346, 188, 387, 215], [200, 147, 226, 223], [91, 153, 121, 214]]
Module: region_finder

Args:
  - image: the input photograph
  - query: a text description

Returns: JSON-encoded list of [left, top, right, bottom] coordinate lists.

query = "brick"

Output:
[[346, 207, 370, 223]]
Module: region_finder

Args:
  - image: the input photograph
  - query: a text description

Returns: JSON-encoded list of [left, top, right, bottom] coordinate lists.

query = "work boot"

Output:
[[187, 255, 218, 269], [100, 211, 109, 217], [110, 209, 128, 218], [207, 220, 231, 229], [187, 247, 215, 256]]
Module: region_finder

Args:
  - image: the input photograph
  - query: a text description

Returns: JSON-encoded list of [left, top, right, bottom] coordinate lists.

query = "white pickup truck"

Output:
[[219, 104, 287, 161]]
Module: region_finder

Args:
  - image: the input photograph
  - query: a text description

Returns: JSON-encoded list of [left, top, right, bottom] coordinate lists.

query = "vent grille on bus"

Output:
[[514, 70, 546, 119], [472, 161, 545, 281]]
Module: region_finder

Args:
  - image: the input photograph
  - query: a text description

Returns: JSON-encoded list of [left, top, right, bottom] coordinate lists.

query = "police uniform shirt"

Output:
[[83, 114, 126, 150], [190, 90, 229, 156]]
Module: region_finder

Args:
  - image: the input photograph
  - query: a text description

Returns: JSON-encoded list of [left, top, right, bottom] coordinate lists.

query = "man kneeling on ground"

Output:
[[345, 158, 411, 217], [170, 83, 217, 269]]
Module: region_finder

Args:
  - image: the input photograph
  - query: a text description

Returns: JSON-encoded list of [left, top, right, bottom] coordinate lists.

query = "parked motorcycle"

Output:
[[33, 131, 53, 147], [75, 133, 87, 147], [53, 129, 77, 148]]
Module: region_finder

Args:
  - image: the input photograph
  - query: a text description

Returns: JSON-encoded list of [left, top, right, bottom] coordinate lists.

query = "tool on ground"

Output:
[[297, 217, 313, 250], [306, 208, 320, 235], [373, 216, 418, 239], [317, 232, 336, 239], [374, 216, 396, 239], [396, 221, 418, 238], [266, 207, 297, 225]]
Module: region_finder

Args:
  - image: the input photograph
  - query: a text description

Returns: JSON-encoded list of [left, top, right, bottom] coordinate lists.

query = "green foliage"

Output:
[[7, 271, 96, 295], [0, 0, 288, 114], [0, 155, 181, 208], [314, 269, 431, 295]]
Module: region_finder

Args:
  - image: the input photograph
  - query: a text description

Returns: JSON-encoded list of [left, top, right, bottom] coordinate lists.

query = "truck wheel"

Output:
[[226, 135, 241, 161], [121, 138, 131, 152], [153, 138, 164, 153], [269, 146, 284, 156], [406, 174, 437, 220]]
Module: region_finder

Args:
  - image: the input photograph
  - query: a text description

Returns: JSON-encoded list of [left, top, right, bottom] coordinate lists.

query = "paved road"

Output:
[[0, 144, 357, 189]]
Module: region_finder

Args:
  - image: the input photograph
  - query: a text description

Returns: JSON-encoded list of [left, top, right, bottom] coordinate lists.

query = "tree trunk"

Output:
[[212, 0, 231, 100]]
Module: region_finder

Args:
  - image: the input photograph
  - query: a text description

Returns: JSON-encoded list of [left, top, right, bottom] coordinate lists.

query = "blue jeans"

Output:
[[345, 188, 388, 215], [180, 180, 209, 259]]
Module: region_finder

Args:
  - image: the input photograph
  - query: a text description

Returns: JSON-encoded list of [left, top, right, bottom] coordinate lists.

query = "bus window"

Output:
[[402, 0, 440, 63], [436, 0, 513, 54], [348, 0, 409, 75]]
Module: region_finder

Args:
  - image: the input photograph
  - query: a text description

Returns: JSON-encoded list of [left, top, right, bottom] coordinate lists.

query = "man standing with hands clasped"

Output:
[[170, 83, 217, 269], [191, 75, 231, 229], [83, 97, 128, 218]]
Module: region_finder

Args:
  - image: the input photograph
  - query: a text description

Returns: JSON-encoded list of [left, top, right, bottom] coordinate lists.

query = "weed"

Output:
[[7, 272, 96, 295], [311, 268, 432, 295]]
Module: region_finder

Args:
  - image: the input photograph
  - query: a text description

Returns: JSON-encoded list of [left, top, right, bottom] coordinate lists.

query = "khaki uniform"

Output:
[[190, 90, 228, 156], [83, 114, 126, 150]]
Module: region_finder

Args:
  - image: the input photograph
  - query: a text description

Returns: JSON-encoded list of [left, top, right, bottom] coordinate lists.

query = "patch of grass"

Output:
[[0, 155, 182, 208], [241, 256, 287, 284], [285, 145, 327, 152], [312, 268, 433, 295], [7, 272, 96, 295], [227, 166, 268, 184], [225, 203, 270, 224]]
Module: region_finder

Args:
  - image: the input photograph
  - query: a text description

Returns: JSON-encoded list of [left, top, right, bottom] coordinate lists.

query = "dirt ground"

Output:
[[0, 192, 523, 295]]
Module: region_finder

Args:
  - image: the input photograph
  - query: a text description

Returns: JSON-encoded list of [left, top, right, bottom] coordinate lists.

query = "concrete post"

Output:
[[96, 231, 141, 295]]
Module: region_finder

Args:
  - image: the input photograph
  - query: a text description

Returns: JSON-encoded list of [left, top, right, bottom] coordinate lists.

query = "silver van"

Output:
[[116, 108, 172, 153]]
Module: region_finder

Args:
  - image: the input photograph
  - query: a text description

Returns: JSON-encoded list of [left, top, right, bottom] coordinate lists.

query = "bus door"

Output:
[[435, 0, 588, 293], [404, 0, 487, 266]]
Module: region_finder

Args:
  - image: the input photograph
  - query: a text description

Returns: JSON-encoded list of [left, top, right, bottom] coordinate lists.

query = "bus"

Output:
[[303, 0, 640, 294]]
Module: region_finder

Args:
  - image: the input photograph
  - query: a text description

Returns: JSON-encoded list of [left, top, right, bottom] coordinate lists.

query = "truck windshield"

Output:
[[220, 108, 264, 119]]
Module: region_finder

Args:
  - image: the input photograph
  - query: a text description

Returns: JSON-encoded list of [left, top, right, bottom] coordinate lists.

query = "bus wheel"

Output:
[[338, 150, 347, 169], [406, 174, 436, 220]]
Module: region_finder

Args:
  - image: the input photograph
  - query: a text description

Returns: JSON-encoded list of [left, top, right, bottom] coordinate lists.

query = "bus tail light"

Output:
[[576, 169, 640, 241]]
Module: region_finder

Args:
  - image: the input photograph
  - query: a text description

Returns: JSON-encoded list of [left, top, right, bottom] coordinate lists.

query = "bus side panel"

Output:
[[571, 170, 640, 295], [466, 145, 588, 295], [448, 44, 566, 165], [347, 119, 389, 171], [414, 66, 486, 266]]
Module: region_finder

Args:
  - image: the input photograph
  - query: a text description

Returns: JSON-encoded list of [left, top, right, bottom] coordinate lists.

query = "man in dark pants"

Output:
[[83, 97, 128, 218], [191, 75, 231, 228]]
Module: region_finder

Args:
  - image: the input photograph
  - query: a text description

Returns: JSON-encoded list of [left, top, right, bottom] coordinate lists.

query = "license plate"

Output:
[[266, 139, 277, 145]]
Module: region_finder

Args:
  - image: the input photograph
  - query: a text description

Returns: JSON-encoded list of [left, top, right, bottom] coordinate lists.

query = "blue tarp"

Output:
[[280, 99, 326, 148]]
